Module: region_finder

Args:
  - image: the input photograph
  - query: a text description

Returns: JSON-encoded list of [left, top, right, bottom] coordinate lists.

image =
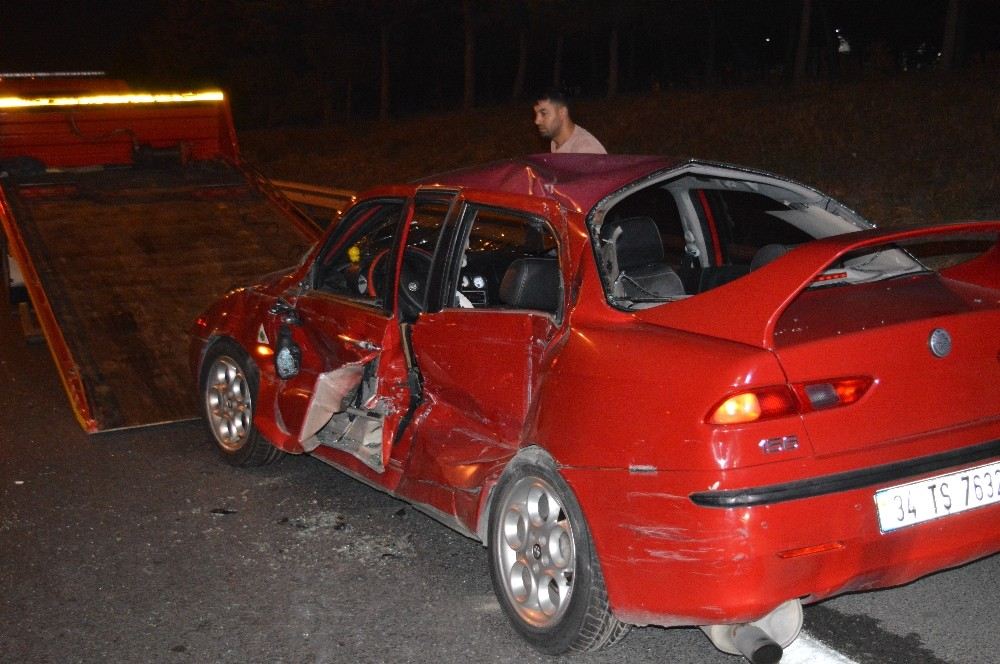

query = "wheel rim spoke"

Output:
[[495, 475, 576, 627], [204, 355, 252, 452]]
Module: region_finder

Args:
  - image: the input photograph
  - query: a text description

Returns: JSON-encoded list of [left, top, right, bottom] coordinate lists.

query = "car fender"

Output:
[[192, 286, 308, 453], [473, 445, 557, 543], [529, 320, 800, 472]]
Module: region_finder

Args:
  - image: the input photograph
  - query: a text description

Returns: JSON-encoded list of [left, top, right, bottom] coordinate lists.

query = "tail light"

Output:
[[708, 386, 798, 425], [707, 376, 873, 425], [794, 377, 872, 412]]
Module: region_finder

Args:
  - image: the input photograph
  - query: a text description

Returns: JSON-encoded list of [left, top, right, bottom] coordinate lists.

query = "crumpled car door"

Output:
[[270, 198, 415, 472], [395, 199, 565, 524]]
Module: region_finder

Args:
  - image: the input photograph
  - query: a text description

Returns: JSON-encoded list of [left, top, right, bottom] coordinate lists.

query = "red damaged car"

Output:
[[189, 155, 1000, 663]]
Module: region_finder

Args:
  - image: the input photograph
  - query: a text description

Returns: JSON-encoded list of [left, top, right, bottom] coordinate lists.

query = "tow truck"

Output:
[[0, 72, 323, 432]]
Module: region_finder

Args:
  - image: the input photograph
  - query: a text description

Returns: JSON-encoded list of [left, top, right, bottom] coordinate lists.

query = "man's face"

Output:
[[533, 99, 564, 140]]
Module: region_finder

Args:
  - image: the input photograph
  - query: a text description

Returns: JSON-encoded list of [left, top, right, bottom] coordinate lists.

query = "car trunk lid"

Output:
[[634, 222, 1000, 458], [774, 274, 1000, 456]]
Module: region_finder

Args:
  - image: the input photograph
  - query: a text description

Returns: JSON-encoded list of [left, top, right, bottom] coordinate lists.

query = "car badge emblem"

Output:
[[759, 435, 799, 454], [928, 328, 952, 358]]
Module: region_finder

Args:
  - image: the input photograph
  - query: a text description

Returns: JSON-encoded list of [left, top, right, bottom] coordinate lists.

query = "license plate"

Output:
[[874, 460, 1000, 533]]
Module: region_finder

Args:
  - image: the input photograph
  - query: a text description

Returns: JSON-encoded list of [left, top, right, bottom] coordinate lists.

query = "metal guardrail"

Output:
[[270, 179, 356, 223]]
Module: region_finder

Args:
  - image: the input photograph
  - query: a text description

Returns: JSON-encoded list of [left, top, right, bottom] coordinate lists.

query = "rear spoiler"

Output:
[[635, 221, 1000, 349]]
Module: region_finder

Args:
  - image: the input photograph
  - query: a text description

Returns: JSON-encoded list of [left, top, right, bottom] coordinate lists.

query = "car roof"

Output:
[[414, 154, 683, 214]]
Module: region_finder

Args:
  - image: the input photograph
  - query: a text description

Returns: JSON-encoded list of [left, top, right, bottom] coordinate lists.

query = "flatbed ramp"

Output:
[[2, 162, 316, 431]]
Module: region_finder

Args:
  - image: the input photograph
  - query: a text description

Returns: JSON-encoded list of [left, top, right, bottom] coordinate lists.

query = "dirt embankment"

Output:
[[242, 64, 1000, 228]]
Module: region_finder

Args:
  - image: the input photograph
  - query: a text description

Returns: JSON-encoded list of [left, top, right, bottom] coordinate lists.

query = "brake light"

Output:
[[707, 377, 873, 425], [814, 271, 847, 283], [708, 387, 798, 425]]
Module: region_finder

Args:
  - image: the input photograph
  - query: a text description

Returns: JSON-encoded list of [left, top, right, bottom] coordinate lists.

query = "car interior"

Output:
[[452, 206, 562, 316], [591, 169, 927, 309]]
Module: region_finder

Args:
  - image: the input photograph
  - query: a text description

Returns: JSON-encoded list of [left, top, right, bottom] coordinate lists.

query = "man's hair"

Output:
[[536, 88, 569, 107]]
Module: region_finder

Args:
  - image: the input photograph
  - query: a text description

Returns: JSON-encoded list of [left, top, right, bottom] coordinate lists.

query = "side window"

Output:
[[448, 206, 561, 315], [313, 200, 404, 307]]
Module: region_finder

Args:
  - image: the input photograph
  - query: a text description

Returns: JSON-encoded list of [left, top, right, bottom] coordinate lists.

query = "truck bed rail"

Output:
[[270, 179, 354, 226]]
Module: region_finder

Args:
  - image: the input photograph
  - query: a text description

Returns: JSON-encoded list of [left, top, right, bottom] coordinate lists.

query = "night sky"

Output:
[[3, 1, 998, 127]]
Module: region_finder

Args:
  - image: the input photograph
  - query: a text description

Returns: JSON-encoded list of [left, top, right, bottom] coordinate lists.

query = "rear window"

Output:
[[775, 231, 999, 345]]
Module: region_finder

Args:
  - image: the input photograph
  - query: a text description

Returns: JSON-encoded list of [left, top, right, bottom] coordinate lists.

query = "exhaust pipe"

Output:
[[731, 624, 783, 664], [700, 599, 802, 663]]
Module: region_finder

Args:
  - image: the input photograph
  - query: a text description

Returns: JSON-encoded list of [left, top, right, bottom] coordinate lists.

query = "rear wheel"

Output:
[[200, 340, 283, 466], [487, 458, 630, 653]]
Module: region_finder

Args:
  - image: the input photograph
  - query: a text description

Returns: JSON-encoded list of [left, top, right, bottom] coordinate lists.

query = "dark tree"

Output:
[[793, 0, 813, 84], [701, 1, 720, 86], [941, 0, 965, 70], [509, 0, 531, 100], [379, 22, 391, 120], [463, 0, 476, 109]]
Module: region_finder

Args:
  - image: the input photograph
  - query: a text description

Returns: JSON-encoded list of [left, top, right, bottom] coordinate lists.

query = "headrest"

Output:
[[601, 216, 664, 268], [499, 258, 561, 312]]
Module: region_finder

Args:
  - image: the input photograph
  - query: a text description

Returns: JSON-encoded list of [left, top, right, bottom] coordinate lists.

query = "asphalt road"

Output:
[[2, 302, 999, 664]]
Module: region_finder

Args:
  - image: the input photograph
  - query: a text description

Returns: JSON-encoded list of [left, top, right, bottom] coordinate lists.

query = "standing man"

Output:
[[532, 89, 607, 154]]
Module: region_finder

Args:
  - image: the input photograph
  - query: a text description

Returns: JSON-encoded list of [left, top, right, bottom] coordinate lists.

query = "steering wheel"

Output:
[[365, 247, 434, 317]]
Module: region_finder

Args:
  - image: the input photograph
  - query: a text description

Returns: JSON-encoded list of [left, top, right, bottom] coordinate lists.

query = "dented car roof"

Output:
[[414, 153, 682, 214]]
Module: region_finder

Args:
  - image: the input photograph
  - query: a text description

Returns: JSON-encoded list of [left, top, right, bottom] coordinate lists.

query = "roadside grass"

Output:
[[242, 63, 999, 228]]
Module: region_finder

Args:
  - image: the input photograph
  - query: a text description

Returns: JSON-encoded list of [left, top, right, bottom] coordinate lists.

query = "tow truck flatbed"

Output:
[[0, 75, 319, 431]]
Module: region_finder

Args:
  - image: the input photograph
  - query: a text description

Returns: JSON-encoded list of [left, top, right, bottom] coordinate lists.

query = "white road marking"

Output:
[[781, 632, 860, 664]]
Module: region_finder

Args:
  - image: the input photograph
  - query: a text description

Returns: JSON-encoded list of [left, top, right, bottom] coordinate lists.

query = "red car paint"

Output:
[[190, 155, 1000, 629]]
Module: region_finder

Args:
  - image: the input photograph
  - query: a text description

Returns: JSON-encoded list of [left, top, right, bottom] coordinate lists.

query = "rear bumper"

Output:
[[690, 438, 1000, 507], [562, 440, 1000, 628]]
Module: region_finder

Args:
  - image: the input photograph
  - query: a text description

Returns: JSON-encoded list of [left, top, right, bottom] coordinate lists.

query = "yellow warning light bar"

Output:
[[0, 90, 225, 109]]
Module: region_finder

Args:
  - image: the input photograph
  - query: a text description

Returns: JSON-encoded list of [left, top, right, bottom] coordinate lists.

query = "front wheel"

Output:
[[199, 340, 283, 466], [487, 459, 630, 654]]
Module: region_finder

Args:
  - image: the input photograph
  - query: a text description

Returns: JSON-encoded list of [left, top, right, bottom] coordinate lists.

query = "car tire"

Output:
[[487, 457, 630, 653], [199, 339, 283, 467]]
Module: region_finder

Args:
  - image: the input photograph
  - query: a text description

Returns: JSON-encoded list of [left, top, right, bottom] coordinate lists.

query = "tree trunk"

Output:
[[817, 0, 837, 79], [512, 28, 528, 100], [323, 81, 334, 126], [345, 78, 353, 120], [463, 0, 475, 110], [941, 0, 961, 71], [703, 3, 718, 86], [379, 23, 390, 121], [552, 32, 564, 88], [607, 26, 620, 98], [793, 0, 813, 84]]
